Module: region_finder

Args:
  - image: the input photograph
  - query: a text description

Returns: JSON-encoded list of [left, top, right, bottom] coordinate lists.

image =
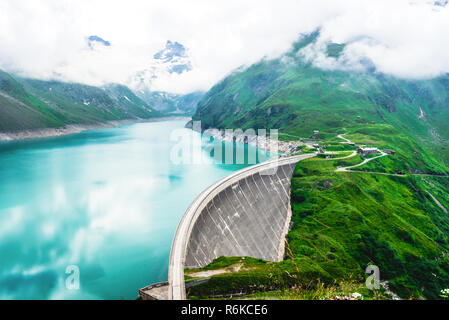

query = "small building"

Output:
[[357, 147, 379, 156], [384, 149, 396, 155], [313, 144, 320, 149], [314, 130, 320, 135]]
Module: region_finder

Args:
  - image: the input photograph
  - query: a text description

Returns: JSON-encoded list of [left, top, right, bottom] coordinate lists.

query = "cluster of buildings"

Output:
[[356, 147, 396, 156], [357, 147, 379, 156]]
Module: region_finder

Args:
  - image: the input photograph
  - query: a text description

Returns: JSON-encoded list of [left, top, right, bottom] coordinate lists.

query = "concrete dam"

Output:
[[140, 153, 316, 300]]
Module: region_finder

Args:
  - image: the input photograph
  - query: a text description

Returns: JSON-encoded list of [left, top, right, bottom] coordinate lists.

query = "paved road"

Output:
[[340, 170, 408, 177], [324, 151, 357, 160], [336, 151, 388, 172], [334, 147, 448, 214], [337, 134, 353, 144]]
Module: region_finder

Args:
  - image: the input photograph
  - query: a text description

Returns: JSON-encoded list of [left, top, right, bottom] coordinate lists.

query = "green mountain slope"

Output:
[[289, 158, 449, 299], [192, 32, 449, 169], [0, 70, 160, 132], [188, 32, 449, 299], [0, 71, 67, 131]]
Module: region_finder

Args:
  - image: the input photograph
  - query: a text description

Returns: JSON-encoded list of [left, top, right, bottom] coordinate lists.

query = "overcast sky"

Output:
[[0, 0, 448, 94]]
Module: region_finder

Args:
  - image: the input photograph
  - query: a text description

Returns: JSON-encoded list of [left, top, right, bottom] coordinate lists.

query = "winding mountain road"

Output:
[[335, 151, 388, 172], [337, 134, 353, 144], [324, 151, 358, 161], [333, 136, 449, 214]]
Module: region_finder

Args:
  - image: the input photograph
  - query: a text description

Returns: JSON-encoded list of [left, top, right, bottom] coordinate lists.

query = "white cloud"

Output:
[[305, 0, 449, 79], [0, 0, 448, 94], [0, 206, 24, 237]]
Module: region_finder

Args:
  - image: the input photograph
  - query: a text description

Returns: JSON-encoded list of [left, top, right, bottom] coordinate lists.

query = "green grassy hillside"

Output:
[[288, 158, 449, 299], [0, 71, 66, 131], [193, 32, 449, 164], [188, 31, 449, 300], [186, 155, 449, 300], [0, 70, 160, 132]]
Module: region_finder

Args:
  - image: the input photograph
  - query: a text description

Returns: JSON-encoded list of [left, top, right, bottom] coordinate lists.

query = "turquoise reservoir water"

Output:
[[0, 120, 272, 300]]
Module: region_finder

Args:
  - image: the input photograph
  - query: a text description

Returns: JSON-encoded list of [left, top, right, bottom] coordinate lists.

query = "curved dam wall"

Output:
[[168, 153, 317, 300]]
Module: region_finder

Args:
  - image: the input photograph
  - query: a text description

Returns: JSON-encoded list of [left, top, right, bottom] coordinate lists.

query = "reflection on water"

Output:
[[0, 120, 273, 300]]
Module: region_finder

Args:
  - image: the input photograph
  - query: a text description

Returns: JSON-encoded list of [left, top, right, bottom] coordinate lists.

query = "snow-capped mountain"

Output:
[[87, 35, 111, 49], [79, 38, 200, 114], [125, 41, 201, 114], [153, 40, 192, 74], [127, 40, 193, 94], [434, 0, 448, 7]]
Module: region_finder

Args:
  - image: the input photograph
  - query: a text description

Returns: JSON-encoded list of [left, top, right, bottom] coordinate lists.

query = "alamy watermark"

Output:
[[170, 121, 280, 173], [365, 263, 380, 290], [65, 265, 80, 291]]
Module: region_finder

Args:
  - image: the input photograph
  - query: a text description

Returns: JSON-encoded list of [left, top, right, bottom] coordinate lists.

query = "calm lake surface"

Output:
[[0, 120, 273, 300]]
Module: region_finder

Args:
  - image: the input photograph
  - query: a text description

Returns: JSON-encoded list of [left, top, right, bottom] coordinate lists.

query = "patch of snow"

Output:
[[124, 96, 131, 102], [418, 107, 426, 120]]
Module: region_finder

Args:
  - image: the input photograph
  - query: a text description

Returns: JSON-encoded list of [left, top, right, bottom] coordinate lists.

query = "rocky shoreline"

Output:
[[186, 121, 304, 156], [0, 117, 191, 142]]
